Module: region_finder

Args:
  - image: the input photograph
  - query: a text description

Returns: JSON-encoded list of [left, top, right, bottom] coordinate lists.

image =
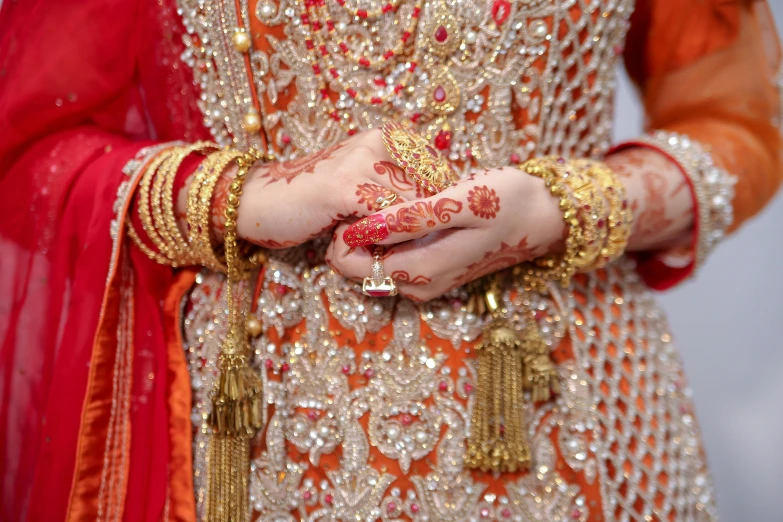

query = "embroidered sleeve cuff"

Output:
[[609, 131, 736, 290]]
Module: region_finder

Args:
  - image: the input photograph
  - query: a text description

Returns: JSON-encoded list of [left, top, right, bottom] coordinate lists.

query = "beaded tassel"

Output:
[[520, 321, 560, 403], [205, 152, 265, 522], [465, 280, 531, 473]]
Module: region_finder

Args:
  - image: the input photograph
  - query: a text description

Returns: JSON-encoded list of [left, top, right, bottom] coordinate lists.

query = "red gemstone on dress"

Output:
[[300, 14, 310, 24], [410, 112, 421, 123], [312, 64, 321, 75], [342, 365, 351, 374], [347, 88, 357, 98], [502, 508, 511, 518], [329, 67, 339, 78], [282, 134, 292, 144], [326, 20, 334, 31], [394, 84, 404, 94], [410, 504, 420, 514], [401, 31, 412, 42], [312, 20, 321, 30], [307, 410, 319, 420], [374, 78, 386, 86], [434, 130, 451, 150], [319, 45, 328, 56], [357, 8, 368, 18], [305, 39, 314, 50], [382, 3, 393, 13], [492, 0, 511, 25], [339, 42, 349, 53], [464, 383, 474, 394], [371, 97, 383, 105], [364, 368, 374, 378], [320, 88, 330, 99], [324, 494, 333, 505], [510, 152, 521, 164], [265, 359, 274, 369], [387, 502, 396, 512], [439, 380, 448, 391], [412, 6, 420, 17], [434, 25, 448, 43], [383, 50, 394, 60], [433, 86, 446, 103], [401, 414, 412, 426], [303, 490, 312, 500], [281, 363, 290, 372], [359, 56, 371, 67]]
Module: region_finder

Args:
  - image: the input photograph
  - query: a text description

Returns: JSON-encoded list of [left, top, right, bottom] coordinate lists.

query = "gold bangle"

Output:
[[563, 159, 606, 270], [186, 149, 245, 272], [156, 143, 218, 261], [584, 161, 632, 270], [518, 157, 584, 290], [136, 147, 180, 260]]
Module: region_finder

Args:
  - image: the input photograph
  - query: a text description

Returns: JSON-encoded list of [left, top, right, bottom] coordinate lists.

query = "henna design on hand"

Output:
[[467, 185, 500, 219], [356, 183, 395, 211], [260, 142, 346, 185], [391, 271, 432, 286], [453, 236, 540, 285], [635, 170, 674, 236], [373, 161, 423, 197], [384, 198, 463, 233]]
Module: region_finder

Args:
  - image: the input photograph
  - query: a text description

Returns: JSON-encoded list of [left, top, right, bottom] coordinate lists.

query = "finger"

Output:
[[341, 184, 476, 247]]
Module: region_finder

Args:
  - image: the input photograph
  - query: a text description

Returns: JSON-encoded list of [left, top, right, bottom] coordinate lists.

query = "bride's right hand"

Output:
[[210, 130, 422, 248]]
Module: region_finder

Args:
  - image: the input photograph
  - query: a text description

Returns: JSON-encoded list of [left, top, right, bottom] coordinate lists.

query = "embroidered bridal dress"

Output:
[[1, 0, 781, 521]]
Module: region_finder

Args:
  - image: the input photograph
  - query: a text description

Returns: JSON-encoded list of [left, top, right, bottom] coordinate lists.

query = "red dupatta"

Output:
[[0, 0, 207, 520]]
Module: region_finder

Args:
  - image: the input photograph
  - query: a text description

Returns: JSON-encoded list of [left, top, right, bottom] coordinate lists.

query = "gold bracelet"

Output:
[[156, 143, 218, 261], [134, 142, 215, 266], [186, 149, 244, 272], [563, 159, 606, 270], [136, 147, 180, 260], [518, 157, 584, 290], [584, 161, 632, 270]]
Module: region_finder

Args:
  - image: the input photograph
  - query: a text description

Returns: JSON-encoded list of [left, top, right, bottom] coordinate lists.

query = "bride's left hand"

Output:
[[325, 167, 565, 302]]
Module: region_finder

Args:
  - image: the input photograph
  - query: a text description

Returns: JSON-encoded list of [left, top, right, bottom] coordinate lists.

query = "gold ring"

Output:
[[376, 193, 398, 210], [362, 248, 397, 297], [381, 122, 459, 194]]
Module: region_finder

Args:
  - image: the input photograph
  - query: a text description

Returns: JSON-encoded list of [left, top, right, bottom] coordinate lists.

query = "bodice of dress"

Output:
[[173, 1, 717, 520], [178, 0, 632, 174]]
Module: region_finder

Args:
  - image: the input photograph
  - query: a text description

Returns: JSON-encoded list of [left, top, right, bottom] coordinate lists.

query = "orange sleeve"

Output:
[[615, 0, 782, 289]]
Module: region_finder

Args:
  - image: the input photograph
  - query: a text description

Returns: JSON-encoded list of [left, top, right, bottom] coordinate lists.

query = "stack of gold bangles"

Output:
[[128, 143, 274, 271], [516, 155, 633, 291]]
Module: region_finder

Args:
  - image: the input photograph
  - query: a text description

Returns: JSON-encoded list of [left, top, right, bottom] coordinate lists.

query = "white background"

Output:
[[612, 4, 783, 521]]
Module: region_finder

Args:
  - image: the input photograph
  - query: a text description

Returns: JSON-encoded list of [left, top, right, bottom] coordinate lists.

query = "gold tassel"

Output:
[[519, 322, 560, 403], [206, 343, 264, 522], [465, 280, 531, 473], [205, 151, 267, 522]]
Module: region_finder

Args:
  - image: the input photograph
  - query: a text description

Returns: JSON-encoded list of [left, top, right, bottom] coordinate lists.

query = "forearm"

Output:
[[604, 148, 694, 252]]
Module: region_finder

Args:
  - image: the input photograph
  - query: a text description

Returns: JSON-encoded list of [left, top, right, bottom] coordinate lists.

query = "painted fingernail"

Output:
[[343, 214, 389, 247]]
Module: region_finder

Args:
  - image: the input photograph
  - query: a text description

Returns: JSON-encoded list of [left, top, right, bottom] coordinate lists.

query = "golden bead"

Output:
[[243, 111, 261, 133], [246, 317, 263, 338], [232, 29, 251, 53]]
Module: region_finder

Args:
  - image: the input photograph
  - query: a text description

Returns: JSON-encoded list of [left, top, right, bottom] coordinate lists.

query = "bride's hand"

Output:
[[184, 130, 424, 248], [325, 167, 566, 302]]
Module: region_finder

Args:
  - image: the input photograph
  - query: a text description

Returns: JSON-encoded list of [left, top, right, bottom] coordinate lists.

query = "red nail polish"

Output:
[[343, 214, 389, 246]]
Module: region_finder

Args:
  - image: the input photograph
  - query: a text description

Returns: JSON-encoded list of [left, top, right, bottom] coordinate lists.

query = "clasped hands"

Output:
[[231, 130, 565, 302]]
